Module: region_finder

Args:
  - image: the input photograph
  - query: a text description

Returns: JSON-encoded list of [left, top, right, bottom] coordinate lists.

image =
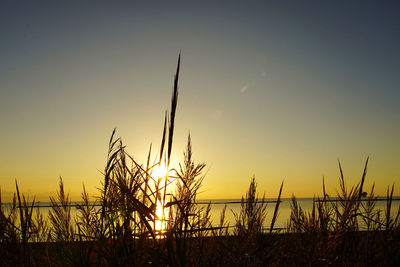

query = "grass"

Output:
[[1, 55, 400, 266]]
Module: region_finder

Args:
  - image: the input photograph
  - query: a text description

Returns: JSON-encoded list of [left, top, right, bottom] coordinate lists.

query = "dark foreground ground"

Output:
[[1, 231, 399, 266]]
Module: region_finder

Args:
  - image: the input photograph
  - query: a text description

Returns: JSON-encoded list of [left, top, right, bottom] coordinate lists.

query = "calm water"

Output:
[[2, 198, 399, 231], [199, 198, 400, 230]]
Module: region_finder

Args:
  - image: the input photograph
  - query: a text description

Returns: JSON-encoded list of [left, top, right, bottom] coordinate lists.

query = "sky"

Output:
[[1, 1, 399, 201]]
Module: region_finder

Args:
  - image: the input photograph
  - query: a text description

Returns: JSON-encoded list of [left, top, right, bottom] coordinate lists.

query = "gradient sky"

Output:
[[1, 1, 399, 201]]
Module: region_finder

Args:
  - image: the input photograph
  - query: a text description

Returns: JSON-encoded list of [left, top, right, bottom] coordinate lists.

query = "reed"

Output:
[[284, 158, 400, 266]]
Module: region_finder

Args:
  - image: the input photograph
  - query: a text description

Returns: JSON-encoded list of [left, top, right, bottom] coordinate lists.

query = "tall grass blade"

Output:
[[167, 53, 180, 167], [270, 181, 283, 233]]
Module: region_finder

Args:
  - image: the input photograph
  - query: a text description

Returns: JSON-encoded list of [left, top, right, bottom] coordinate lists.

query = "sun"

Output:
[[152, 161, 169, 180]]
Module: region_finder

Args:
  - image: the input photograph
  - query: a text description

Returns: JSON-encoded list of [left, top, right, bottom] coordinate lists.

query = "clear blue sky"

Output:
[[1, 1, 399, 200]]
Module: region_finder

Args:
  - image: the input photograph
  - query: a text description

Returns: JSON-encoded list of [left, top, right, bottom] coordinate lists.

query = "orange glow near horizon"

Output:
[[0, 1, 399, 202]]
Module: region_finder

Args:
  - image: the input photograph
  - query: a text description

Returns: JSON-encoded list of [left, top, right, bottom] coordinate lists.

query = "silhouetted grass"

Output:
[[1, 56, 399, 266]]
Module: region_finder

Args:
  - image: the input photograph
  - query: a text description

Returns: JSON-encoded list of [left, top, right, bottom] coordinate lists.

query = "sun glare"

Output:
[[151, 161, 172, 237], [152, 161, 169, 180]]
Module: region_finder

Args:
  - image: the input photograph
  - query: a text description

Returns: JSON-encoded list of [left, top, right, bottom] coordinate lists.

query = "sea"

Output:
[[197, 197, 400, 230], [2, 198, 399, 231]]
